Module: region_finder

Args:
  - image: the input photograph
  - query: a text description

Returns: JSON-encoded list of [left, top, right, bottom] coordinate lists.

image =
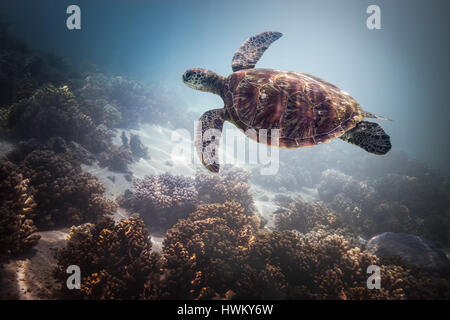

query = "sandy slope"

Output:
[[0, 230, 69, 300]]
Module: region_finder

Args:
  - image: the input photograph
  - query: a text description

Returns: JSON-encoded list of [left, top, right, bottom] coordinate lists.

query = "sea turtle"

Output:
[[182, 31, 392, 173]]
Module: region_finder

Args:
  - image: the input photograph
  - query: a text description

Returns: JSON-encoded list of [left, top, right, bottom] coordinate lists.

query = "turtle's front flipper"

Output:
[[195, 109, 225, 173], [340, 121, 392, 155], [232, 31, 283, 72]]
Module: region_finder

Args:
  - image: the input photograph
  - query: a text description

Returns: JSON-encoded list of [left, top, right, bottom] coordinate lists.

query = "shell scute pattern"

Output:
[[225, 69, 362, 147]]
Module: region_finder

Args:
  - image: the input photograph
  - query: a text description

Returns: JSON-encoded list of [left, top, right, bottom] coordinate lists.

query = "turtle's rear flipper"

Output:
[[363, 111, 394, 122], [340, 121, 391, 155], [195, 109, 225, 173]]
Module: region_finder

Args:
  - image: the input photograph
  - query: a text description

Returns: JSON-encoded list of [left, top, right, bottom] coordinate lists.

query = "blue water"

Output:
[[1, 0, 449, 173]]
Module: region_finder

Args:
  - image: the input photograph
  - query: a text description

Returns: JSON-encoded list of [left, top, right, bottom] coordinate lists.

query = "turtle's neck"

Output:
[[204, 71, 226, 97]]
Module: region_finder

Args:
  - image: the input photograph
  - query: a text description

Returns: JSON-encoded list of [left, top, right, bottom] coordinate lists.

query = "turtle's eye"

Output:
[[184, 71, 194, 81]]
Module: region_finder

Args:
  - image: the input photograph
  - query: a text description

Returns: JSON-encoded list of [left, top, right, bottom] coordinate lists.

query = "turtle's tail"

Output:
[[363, 111, 394, 121]]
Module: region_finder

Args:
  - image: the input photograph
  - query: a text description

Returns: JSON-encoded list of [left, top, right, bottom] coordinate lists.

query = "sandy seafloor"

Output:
[[0, 123, 316, 299]]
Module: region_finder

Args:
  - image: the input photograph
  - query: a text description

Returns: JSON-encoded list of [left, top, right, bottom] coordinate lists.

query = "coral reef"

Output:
[[6, 85, 94, 143], [0, 19, 75, 107], [4, 138, 41, 163], [80, 124, 115, 155], [373, 174, 450, 246], [367, 232, 450, 276], [2, 14, 448, 301], [152, 201, 260, 299], [317, 169, 450, 246], [129, 133, 149, 160], [195, 165, 255, 214], [274, 199, 340, 234], [54, 217, 160, 299], [235, 228, 449, 299], [0, 159, 40, 263], [98, 145, 133, 173], [120, 173, 198, 231], [6, 137, 95, 166], [146, 204, 449, 299], [78, 99, 122, 128], [20, 149, 117, 228], [118, 132, 149, 161], [3, 83, 117, 158]]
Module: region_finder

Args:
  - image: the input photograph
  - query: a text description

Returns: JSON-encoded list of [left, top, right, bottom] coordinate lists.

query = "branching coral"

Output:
[[120, 173, 198, 232], [20, 149, 117, 228], [0, 159, 40, 263], [195, 165, 255, 214], [152, 201, 261, 300], [274, 199, 340, 233], [54, 217, 160, 299], [133, 173, 197, 210]]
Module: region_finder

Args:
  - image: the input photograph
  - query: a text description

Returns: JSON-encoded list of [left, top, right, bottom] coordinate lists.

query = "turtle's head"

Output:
[[182, 68, 225, 96]]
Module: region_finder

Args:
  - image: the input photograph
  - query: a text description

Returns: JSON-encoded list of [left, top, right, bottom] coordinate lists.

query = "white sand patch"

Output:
[[118, 124, 197, 177], [81, 162, 132, 200]]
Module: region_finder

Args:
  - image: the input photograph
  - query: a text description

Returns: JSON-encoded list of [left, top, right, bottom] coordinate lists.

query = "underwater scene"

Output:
[[0, 0, 449, 302]]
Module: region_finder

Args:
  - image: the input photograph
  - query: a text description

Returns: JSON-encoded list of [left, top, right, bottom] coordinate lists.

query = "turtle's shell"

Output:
[[223, 68, 363, 147]]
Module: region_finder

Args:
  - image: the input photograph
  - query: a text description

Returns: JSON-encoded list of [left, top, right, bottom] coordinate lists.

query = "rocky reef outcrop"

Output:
[[367, 232, 450, 275]]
